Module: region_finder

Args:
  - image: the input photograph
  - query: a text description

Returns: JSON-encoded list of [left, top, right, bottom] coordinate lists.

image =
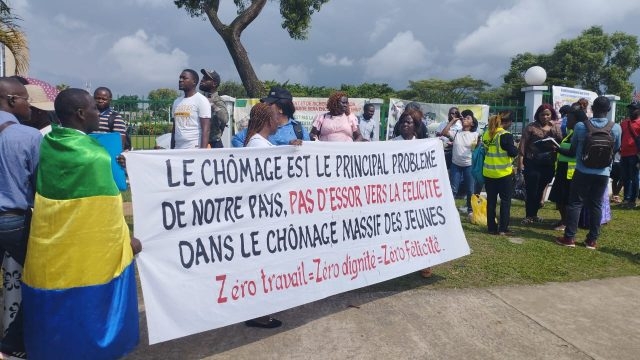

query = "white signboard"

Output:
[[233, 97, 367, 132], [386, 99, 490, 139], [126, 140, 470, 344], [551, 86, 598, 118]]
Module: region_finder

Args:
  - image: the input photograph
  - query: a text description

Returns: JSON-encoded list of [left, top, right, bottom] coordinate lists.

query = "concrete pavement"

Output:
[[124, 276, 640, 360]]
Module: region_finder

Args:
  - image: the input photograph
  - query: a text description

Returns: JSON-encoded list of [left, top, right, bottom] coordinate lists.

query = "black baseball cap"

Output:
[[260, 86, 292, 104]]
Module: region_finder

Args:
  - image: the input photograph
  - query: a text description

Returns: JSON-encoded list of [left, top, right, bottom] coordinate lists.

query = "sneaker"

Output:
[[555, 236, 575, 247], [499, 230, 515, 236], [553, 224, 566, 231], [584, 239, 597, 250], [521, 216, 543, 225]]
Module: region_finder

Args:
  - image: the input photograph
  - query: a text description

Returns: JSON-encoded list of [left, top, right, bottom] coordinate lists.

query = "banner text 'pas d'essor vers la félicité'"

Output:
[[126, 140, 470, 344]]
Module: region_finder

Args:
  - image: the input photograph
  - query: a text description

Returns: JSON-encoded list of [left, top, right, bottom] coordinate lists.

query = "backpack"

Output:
[[108, 111, 132, 150], [471, 142, 486, 187], [581, 120, 615, 168]]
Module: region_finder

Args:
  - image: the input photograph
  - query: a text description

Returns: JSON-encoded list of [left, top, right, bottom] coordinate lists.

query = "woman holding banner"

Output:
[[242, 102, 283, 328], [310, 91, 365, 142], [391, 111, 433, 278]]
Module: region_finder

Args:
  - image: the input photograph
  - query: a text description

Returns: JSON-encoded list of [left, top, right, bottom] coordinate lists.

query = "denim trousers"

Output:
[[0, 213, 30, 354], [450, 163, 474, 211], [564, 171, 609, 240]]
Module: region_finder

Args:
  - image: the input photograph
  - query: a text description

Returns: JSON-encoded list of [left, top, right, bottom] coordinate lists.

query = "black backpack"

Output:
[[581, 120, 615, 168], [107, 111, 132, 150]]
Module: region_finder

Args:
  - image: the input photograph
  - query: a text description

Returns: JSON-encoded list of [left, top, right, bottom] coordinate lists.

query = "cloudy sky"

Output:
[[10, 0, 640, 97]]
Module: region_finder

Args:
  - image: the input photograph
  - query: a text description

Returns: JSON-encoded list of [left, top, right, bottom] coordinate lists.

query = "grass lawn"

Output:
[[364, 198, 640, 291], [122, 190, 640, 290]]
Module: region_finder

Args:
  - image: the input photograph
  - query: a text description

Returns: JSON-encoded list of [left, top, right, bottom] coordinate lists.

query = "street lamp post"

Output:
[[521, 66, 548, 123]]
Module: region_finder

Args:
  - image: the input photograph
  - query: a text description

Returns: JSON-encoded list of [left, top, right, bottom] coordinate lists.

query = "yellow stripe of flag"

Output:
[[24, 193, 133, 289]]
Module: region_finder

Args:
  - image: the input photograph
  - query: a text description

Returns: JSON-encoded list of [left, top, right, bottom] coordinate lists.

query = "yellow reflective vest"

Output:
[[482, 128, 513, 178], [556, 130, 576, 180]]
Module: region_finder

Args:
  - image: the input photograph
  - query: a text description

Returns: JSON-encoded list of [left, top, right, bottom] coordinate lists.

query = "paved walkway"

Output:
[[124, 276, 640, 360]]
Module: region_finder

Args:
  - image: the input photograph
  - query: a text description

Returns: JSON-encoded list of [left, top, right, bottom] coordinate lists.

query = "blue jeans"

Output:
[[0, 213, 30, 354], [620, 155, 639, 202], [564, 171, 609, 241], [450, 163, 474, 211]]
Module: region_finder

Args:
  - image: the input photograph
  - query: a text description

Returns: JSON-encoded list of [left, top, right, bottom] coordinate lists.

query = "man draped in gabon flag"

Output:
[[22, 88, 141, 360]]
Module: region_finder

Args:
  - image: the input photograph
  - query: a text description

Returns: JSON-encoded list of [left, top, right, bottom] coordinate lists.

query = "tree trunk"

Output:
[[203, 0, 267, 98], [220, 32, 264, 98]]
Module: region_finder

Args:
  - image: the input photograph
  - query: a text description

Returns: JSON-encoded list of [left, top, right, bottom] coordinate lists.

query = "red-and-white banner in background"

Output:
[[126, 140, 470, 344]]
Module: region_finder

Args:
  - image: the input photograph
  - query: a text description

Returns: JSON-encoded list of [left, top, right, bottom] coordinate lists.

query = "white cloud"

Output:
[[364, 31, 431, 80], [258, 63, 312, 84], [108, 30, 189, 84], [318, 53, 354, 67], [369, 17, 393, 42], [132, 0, 168, 7], [53, 14, 88, 30], [454, 0, 640, 57]]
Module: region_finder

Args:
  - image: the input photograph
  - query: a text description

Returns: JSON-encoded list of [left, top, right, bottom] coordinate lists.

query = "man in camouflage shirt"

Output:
[[199, 69, 229, 148]]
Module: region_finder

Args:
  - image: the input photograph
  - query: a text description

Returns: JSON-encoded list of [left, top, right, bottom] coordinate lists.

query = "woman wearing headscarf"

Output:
[[518, 104, 563, 224], [310, 91, 364, 142]]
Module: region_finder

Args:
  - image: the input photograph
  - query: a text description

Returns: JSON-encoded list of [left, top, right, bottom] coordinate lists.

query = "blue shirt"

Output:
[[572, 117, 621, 177], [232, 118, 310, 147], [0, 111, 42, 211]]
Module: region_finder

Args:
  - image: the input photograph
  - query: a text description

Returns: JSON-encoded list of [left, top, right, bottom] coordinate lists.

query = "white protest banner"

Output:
[[551, 86, 598, 118], [233, 97, 367, 132], [126, 140, 470, 344], [386, 99, 490, 139]]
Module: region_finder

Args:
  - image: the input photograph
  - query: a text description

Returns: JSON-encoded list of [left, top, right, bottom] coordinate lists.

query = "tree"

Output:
[[174, 0, 329, 97], [504, 26, 640, 101], [147, 88, 178, 121], [218, 80, 248, 98], [396, 76, 491, 103], [113, 95, 140, 113], [0, 0, 29, 75]]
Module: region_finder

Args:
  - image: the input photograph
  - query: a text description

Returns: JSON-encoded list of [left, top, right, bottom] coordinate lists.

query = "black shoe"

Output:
[[244, 317, 282, 329]]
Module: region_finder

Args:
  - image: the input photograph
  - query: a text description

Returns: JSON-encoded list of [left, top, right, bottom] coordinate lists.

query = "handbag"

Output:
[[471, 143, 486, 186]]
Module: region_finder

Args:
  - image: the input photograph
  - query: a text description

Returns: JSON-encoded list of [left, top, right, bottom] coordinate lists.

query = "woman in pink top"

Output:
[[310, 91, 365, 142]]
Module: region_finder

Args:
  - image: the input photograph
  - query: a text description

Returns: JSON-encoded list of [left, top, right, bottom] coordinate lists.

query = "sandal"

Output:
[[244, 316, 282, 329]]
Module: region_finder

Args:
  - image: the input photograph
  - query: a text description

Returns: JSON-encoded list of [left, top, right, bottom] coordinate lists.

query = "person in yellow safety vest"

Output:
[[548, 104, 586, 231], [482, 111, 519, 235]]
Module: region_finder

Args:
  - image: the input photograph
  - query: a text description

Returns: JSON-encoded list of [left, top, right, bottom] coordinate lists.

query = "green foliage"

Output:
[[396, 76, 492, 103], [218, 81, 249, 98], [135, 121, 173, 135], [113, 95, 140, 112], [504, 26, 640, 101], [261, 80, 397, 99], [279, 0, 330, 40], [147, 88, 178, 121]]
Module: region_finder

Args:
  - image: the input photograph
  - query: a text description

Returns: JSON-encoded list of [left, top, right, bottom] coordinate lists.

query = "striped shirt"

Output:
[[97, 108, 127, 134]]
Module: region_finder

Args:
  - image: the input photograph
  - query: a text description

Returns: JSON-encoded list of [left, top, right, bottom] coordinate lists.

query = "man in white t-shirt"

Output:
[[171, 69, 211, 149]]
